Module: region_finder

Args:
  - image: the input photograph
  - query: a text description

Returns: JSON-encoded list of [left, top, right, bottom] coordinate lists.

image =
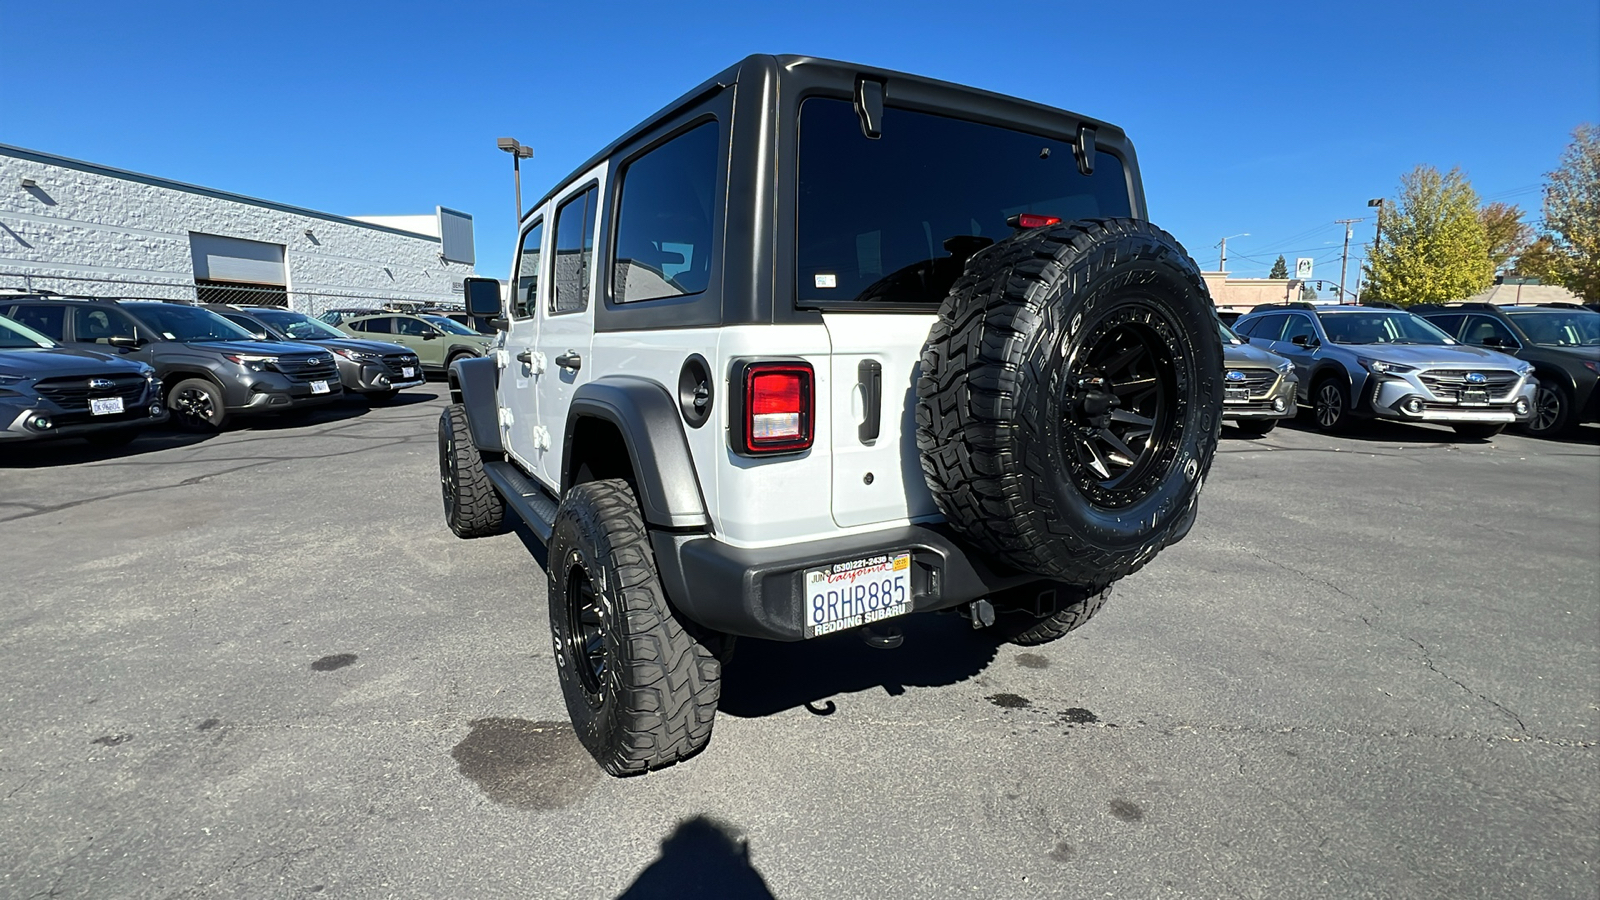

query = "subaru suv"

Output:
[[336, 312, 494, 374], [0, 297, 343, 431], [206, 305, 425, 403], [1412, 302, 1599, 438], [0, 312, 166, 447], [1220, 321, 1296, 436], [1233, 303, 1535, 439]]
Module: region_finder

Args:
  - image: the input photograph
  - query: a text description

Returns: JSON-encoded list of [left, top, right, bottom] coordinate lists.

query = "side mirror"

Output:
[[463, 277, 503, 318], [1291, 334, 1319, 348], [422, 331, 439, 340], [107, 335, 140, 349]]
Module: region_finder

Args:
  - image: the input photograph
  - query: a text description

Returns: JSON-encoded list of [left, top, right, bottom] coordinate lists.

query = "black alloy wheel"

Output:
[[1061, 312, 1182, 509], [564, 562, 611, 706], [168, 378, 224, 432]]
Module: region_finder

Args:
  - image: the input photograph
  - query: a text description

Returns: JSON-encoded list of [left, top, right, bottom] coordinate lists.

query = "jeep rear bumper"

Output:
[[649, 525, 1044, 641]]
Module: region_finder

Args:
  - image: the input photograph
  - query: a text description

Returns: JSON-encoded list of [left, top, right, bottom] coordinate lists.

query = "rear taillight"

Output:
[[1006, 213, 1062, 229], [733, 361, 814, 455]]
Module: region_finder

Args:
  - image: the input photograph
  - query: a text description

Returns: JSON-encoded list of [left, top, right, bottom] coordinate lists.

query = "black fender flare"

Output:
[[564, 376, 709, 531], [449, 355, 503, 454]]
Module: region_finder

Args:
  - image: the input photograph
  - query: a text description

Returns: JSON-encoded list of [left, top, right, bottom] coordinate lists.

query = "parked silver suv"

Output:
[[1233, 303, 1535, 439]]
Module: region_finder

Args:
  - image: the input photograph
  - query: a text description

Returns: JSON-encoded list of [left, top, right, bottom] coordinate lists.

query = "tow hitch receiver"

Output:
[[859, 624, 904, 649]]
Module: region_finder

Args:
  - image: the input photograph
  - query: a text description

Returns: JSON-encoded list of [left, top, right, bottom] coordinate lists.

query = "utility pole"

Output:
[[1335, 218, 1360, 302], [1217, 233, 1249, 272]]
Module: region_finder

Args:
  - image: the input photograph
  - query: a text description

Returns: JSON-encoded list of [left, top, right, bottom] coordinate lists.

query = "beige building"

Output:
[[1203, 272, 1305, 317]]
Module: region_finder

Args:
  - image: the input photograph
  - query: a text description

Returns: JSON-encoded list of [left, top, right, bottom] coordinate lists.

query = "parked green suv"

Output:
[[336, 313, 495, 374]]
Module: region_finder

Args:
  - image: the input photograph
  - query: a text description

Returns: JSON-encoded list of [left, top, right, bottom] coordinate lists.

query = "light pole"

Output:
[[1216, 233, 1249, 272], [497, 137, 534, 227]]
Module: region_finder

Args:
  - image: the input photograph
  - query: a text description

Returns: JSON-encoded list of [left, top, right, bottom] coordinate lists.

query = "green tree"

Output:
[[1535, 124, 1600, 301], [1268, 255, 1289, 279], [1510, 235, 1560, 280], [1362, 165, 1494, 306], [1479, 202, 1532, 273]]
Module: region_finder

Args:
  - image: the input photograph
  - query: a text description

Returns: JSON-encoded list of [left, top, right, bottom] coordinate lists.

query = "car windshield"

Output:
[[1318, 311, 1453, 345], [797, 98, 1132, 307], [1503, 309, 1600, 346], [425, 315, 478, 336], [1218, 322, 1242, 345], [256, 310, 346, 340], [0, 314, 56, 349], [130, 303, 257, 342]]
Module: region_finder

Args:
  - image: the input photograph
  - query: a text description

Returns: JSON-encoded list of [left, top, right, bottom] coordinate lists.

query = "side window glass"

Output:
[[363, 318, 391, 334], [11, 305, 66, 340], [1253, 314, 1288, 342], [1283, 314, 1316, 344], [1233, 317, 1258, 337], [1427, 314, 1464, 338], [613, 120, 719, 303], [552, 185, 598, 315], [346, 319, 368, 333], [513, 220, 545, 319], [395, 317, 430, 336], [76, 307, 136, 343], [1462, 315, 1516, 347]]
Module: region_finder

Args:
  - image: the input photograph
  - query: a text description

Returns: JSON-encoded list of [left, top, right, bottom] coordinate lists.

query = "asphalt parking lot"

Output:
[[2, 393, 1596, 899]]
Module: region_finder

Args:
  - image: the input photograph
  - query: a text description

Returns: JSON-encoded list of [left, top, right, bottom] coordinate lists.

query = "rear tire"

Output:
[[1452, 422, 1505, 440], [167, 378, 226, 432], [437, 404, 506, 538], [1232, 418, 1278, 437], [548, 479, 720, 776], [994, 583, 1115, 646]]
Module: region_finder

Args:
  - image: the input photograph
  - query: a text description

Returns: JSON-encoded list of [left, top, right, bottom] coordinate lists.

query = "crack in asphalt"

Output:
[[1242, 547, 1540, 739]]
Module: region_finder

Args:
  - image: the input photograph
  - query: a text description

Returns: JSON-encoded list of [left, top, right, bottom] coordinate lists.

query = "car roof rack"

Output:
[[1357, 300, 1403, 309], [1246, 301, 1319, 313], [1535, 302, 1593, 310]]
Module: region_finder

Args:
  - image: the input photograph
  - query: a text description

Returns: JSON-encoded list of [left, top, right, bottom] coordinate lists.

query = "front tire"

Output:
[[438, 404, 505, 538], [548, 479, 720, 776], [167, 378, 226, 432], [1312, 379, 1349, 432], [1452, 422, 1505, 440], [1523, 382, 1574, 438]]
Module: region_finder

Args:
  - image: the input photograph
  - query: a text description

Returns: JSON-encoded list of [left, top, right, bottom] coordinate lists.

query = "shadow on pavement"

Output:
[[719, 612, 998, 718], [615, 816, 776, 900]]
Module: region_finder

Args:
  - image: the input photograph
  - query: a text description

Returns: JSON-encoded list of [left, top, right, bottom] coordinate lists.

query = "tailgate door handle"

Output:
[[858, 359, 882, 444]]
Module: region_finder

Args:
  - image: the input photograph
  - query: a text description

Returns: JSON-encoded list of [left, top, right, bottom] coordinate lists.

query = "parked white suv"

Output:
[[439, 55, 1223, 775]]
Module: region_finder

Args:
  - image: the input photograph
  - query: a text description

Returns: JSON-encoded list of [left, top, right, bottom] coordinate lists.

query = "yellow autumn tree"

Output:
[[1362, 165, 1494, 306]]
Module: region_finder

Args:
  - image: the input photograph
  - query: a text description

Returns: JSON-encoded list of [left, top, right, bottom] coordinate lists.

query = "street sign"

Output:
[[1295, 258, 1314, 279]]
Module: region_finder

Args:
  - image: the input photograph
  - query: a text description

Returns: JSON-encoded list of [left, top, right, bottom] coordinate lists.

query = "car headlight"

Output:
[[1360, 358, 1415, 375], [1518, 365, 1535, 378], [223, 353, 278, 372], [332, 348, 379, 362]]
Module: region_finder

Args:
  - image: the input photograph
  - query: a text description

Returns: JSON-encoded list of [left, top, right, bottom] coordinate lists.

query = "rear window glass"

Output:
[[797, 98, 1131, 307]]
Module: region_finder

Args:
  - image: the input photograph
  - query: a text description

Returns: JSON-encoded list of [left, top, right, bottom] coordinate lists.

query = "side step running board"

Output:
[[483, 461, 559, 543]]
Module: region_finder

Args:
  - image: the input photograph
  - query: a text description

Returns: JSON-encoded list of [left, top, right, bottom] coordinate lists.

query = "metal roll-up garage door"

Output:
[[189, 233, 288, 306]]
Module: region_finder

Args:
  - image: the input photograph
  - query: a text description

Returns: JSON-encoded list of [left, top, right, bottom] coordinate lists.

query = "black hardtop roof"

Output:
[[528, 53, 1133, 214]]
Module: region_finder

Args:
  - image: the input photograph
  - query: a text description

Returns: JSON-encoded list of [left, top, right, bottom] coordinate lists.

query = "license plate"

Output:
[[310, 380, 330, 394], [1224, 387, 1250, 404], [89, 397, 124, 416], [401, 367, 416, 378], [1459, 389, 1489, 405], [804, 552, 913, 639]]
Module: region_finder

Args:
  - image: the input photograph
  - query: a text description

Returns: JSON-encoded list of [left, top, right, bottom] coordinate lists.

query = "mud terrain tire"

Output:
[[438, 403, 506, 538], [548, 479, 720, 776], [917, 218, 1222, 587]]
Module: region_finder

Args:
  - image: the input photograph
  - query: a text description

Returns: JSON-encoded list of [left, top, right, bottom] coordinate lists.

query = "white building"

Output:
[[0, 143, 475, 315]]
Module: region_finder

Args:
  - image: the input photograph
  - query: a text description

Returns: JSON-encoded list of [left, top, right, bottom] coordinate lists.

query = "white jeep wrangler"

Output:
[[441, 55, 1223, 776]]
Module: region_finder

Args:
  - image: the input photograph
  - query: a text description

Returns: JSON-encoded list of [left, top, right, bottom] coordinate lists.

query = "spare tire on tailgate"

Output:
[[916, 218, 1222, 587]]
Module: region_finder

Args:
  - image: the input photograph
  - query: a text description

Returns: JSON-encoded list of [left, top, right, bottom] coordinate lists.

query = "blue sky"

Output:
[[5, 0, 1596, 286]]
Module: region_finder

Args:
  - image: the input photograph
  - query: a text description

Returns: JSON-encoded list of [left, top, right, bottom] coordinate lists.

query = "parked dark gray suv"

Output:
[[0, 312, 167, 447], [0, 297, 343, 431], [206, 305, 424, 403]]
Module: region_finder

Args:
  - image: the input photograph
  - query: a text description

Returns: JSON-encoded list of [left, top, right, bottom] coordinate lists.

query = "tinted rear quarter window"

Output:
[[7, 305, 66, 340], [612, 120, 720, 304], [797, 98, 1131, 307]]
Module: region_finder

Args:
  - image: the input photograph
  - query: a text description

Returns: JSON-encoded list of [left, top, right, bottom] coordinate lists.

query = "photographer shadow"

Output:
[[615, 816, 776, 900]]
